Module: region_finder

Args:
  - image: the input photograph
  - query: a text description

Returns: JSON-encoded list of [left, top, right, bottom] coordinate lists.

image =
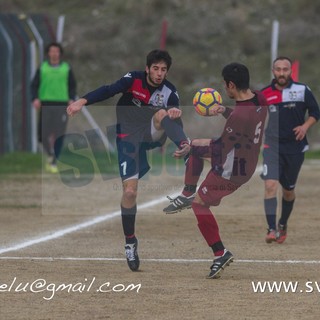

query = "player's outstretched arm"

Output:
[[208, 105, 226, 116], [67, 98, 87, 116]]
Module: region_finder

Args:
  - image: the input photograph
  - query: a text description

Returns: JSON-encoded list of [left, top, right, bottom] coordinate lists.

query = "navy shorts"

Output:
[[260, 147, 305, 190], [116, 122, 166, 180]]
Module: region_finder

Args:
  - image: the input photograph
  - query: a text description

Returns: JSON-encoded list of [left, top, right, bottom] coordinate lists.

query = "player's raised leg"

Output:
[[163, 139, 211, 214]]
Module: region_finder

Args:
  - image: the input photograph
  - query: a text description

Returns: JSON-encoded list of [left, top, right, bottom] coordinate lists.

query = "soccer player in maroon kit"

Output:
[[165, 63, 268, 278]]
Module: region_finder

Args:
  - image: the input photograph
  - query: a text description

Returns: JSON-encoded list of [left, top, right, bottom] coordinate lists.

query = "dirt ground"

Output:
[[0, 160, 320, 320]]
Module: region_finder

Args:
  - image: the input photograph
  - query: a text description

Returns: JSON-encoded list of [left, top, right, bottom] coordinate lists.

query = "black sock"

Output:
[[279, 198, 295, 226], [121, 205, 137, 239], [183, 184, 197, 193], [182, 185, 196, 197], [210, 241, 225, 256], [160, 115, 187, 148], [264, 198, 277, 230]]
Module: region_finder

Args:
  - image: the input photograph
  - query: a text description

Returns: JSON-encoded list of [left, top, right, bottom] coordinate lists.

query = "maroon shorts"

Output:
[[198, 170, 241, 206]]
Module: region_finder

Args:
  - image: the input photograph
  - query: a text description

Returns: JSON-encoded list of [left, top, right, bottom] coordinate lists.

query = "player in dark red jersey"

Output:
[[67, 49, 190, 272], [164, 63, 268, 279], [261, 56, 320, 244]]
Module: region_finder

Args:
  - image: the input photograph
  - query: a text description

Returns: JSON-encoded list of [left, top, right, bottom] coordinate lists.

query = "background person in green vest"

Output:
[[31, 42, 77, 172]]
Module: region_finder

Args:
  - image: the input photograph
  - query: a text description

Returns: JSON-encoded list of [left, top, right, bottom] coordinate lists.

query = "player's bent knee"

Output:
[[283, 188, 295, 201]]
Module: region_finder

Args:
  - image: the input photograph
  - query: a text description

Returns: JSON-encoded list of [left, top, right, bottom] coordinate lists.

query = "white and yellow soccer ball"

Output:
[[193, 88, 223, 116]]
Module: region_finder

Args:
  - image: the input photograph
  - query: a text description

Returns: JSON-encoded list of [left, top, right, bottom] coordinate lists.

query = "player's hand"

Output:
[[208, 105, 226, 116], [67, 98, 87, 117], [167, 107, 182, 119], [173, 142, 191, 158], [293, 125, 307, 141]]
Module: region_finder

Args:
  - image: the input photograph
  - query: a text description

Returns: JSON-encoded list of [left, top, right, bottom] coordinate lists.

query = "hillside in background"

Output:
[[1, 0, 320, 144]]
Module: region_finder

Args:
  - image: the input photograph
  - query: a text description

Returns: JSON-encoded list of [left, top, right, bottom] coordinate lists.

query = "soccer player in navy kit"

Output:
[[67, 50, 190, 272], [261, 56, 320, 244], [165, 63, 268, 278]]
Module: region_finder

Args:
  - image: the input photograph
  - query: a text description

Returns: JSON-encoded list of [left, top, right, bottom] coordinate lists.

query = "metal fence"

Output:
[[0, 14, 56, 154]]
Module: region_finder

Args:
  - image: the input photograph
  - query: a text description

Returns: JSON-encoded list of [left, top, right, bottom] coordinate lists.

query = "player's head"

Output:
[[272, 56, 292, 88], [145, 49, 172, 87], [46, 42, 63, 64], [146, 49, 172, 70], [46, 42, 64, 55], [222, 63, 250, 97]]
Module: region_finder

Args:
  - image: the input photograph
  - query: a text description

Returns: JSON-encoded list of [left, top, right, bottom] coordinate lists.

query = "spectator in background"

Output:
[[31, 42, 77, 173]]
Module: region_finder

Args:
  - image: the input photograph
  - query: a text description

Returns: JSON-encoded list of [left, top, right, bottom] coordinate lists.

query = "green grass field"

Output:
[[0, 149, 319, 174], [0, 152, 42, 174]]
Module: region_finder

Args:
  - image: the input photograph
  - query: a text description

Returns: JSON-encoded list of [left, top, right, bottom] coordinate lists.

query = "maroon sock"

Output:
[[191, 202, 223, 256]]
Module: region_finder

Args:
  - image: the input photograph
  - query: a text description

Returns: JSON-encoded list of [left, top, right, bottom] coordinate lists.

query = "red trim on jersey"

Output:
[[262, 86, 282, 104], [117, 133, 129, 138], [127, 79, 151, 104]]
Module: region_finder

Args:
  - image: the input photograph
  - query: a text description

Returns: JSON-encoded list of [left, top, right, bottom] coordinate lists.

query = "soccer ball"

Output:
[[193, 88, 223, 116]]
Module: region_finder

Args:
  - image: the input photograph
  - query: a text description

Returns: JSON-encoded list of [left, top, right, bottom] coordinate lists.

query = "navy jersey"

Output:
[[82, 71, 179, 134], [262, 79, 320, 154], [211, 91, 268, 185]]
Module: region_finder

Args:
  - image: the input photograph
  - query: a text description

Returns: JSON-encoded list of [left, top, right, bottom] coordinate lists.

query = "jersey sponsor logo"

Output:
[[262, 87, 282, 104], [283, 103, 296, 109], [124, 72, 132, 78], [130, 79, 150, 103], [266, 95, 278, 102], [132, 90, 147, 99]]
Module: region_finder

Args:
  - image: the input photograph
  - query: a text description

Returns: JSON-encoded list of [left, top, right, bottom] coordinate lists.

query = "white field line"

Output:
[[0, 256, 319, 265], [0, 195, 178, 255], [0, 164, 279, 256]]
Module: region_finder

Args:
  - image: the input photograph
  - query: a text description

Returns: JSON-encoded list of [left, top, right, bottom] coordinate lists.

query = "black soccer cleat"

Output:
[[125, 238, 140, 271], [163, 194, 195, 214], [207, 249, 234, 279]]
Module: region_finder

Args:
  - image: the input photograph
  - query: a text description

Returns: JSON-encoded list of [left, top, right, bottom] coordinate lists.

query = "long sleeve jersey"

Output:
[[82, 71, 179, 134], [261, 79, 320, 154]]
